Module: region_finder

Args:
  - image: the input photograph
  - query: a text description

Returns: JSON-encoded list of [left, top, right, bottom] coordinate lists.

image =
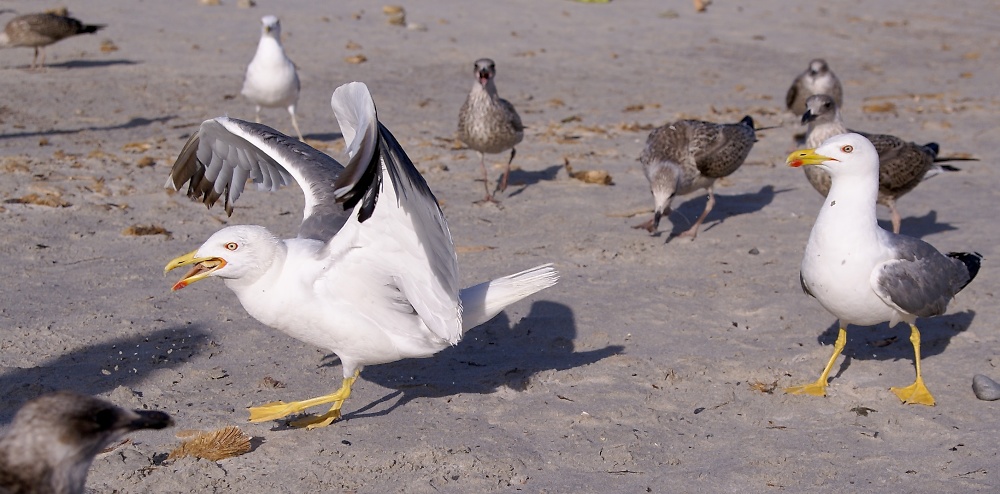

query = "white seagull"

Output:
[[0, 391, 172, 494], [785, 133, 981, 405], [241, 15, 303, 141], [164, 82, 558, 429]]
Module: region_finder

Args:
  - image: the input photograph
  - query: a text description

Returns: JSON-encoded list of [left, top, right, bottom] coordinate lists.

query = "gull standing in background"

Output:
[[241, 15, 303, 141], [0, 12, 105, 70], [786, 58, 843, 117], [165, 82, 558, 429], [633, 116, 758, 239], [0, 391, 172, 494], [458, 58, 524, 203], [785, 133, 981, 405], [800, 94, 961, 234]]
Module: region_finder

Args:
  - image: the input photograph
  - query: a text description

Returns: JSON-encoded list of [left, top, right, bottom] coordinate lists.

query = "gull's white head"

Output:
[[473, 58, 497, 88], [786, 133, 878, 179], [261, 15, 281, 37], [165, 225, 282, 290], [808, 58, 830, 77]]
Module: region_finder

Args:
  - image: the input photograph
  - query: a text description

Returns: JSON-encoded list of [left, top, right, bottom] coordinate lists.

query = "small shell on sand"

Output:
[[972, 374, 1000, 401]]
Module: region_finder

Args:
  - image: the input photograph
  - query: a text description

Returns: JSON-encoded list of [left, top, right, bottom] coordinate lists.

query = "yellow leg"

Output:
[[248, 371, 360, 429], [785, 327, 847, 397], [890, 324, 935, 406]]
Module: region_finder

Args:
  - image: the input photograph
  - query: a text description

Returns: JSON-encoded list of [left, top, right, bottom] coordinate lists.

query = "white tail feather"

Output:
[[459, 264, 559, 332]]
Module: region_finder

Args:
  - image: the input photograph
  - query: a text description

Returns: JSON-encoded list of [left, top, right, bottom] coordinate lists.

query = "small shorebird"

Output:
[[785, 58, 843, 117]]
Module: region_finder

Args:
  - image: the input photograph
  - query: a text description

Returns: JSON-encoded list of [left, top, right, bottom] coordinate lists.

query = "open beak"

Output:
[[164, 250, 226, 291], [786, 148, 835, 168]]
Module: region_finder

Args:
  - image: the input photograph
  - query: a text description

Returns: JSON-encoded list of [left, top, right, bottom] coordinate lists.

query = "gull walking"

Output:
[[0, 12, 105, 69], [633, 116, 757, 238]]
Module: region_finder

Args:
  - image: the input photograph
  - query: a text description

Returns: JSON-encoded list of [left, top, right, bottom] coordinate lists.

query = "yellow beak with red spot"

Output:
[[786, 148, 835, 168], [164, 251, 226, 291]]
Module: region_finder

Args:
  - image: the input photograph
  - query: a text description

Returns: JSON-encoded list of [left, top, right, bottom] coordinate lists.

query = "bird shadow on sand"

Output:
[[0, 115, 177, 140], [811, 310, 976, 380], [880, 210, 957, 239], [502, 164, 563, 198], [0, 326, 211, 423], [332, 300, 623, 423], [41, 59, 141, 69], [660, 185, 788, 241]]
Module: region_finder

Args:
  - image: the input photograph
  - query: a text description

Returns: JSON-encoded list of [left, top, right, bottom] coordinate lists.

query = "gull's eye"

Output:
[[225, 242, 238, 251], [841, 145, 853, 153]]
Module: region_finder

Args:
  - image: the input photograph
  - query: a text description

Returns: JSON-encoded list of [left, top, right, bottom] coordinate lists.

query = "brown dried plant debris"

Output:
[[122, 224, 171, 237], [564, 158, 613, 185], [169, 426, 252, 461], [749, 380, 778, 394], [5, 192, 71, 208]]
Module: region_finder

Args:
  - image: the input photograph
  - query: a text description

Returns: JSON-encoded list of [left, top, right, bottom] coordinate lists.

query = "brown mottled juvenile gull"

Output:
[[457, 58, 524, 203], [164, 82, 558, 429], [786, 58, 843, 117], [785, 133, 981, 405], [241, 15, 303, 141], [0, 391, 172, 494], [800, 94, 960, 234], [0, 13, 105, 69], [633, 116, 757, 238]]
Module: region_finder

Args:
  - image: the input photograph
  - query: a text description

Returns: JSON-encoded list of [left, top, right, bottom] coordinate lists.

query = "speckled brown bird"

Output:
[[800, 94, 959, 234], [786, 59, 843, 117], [457, 58, 524, 203], [0, 391, 172, 494], [0, 13, 105, 69], [634, 116, 757, 238]]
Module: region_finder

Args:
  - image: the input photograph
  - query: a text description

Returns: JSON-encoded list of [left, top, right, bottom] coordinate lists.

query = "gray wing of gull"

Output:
[[871, 233, 971, 318], [165, 117, 349, 242]]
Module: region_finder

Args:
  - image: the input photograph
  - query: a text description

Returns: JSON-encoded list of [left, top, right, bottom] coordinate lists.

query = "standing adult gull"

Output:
[[241, 15, 303, 141], [800, 94, 961, 234], [457, 58, 524, 203], [165, 82, 558, 429], [633, 116, 758, 239], [785, 133, 980, 405]]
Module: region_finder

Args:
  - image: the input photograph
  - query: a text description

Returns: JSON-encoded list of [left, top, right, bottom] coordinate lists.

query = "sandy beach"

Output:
[[1, 0, 999, 491]]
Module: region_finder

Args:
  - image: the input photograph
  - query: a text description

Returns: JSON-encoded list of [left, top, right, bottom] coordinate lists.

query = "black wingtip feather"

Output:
[[948, 251, 982, 290]]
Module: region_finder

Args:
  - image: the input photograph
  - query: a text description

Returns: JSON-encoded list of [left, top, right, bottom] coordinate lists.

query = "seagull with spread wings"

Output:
[[164, 82, 558, 429]]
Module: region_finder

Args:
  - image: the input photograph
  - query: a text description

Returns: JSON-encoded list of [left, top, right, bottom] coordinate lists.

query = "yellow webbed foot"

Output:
[[247, 373, 359, 427], [249, 401, 302, 423], [290, 409, 342, 430], [890, 378, 935, 406], [784, 380, 828, 397]]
